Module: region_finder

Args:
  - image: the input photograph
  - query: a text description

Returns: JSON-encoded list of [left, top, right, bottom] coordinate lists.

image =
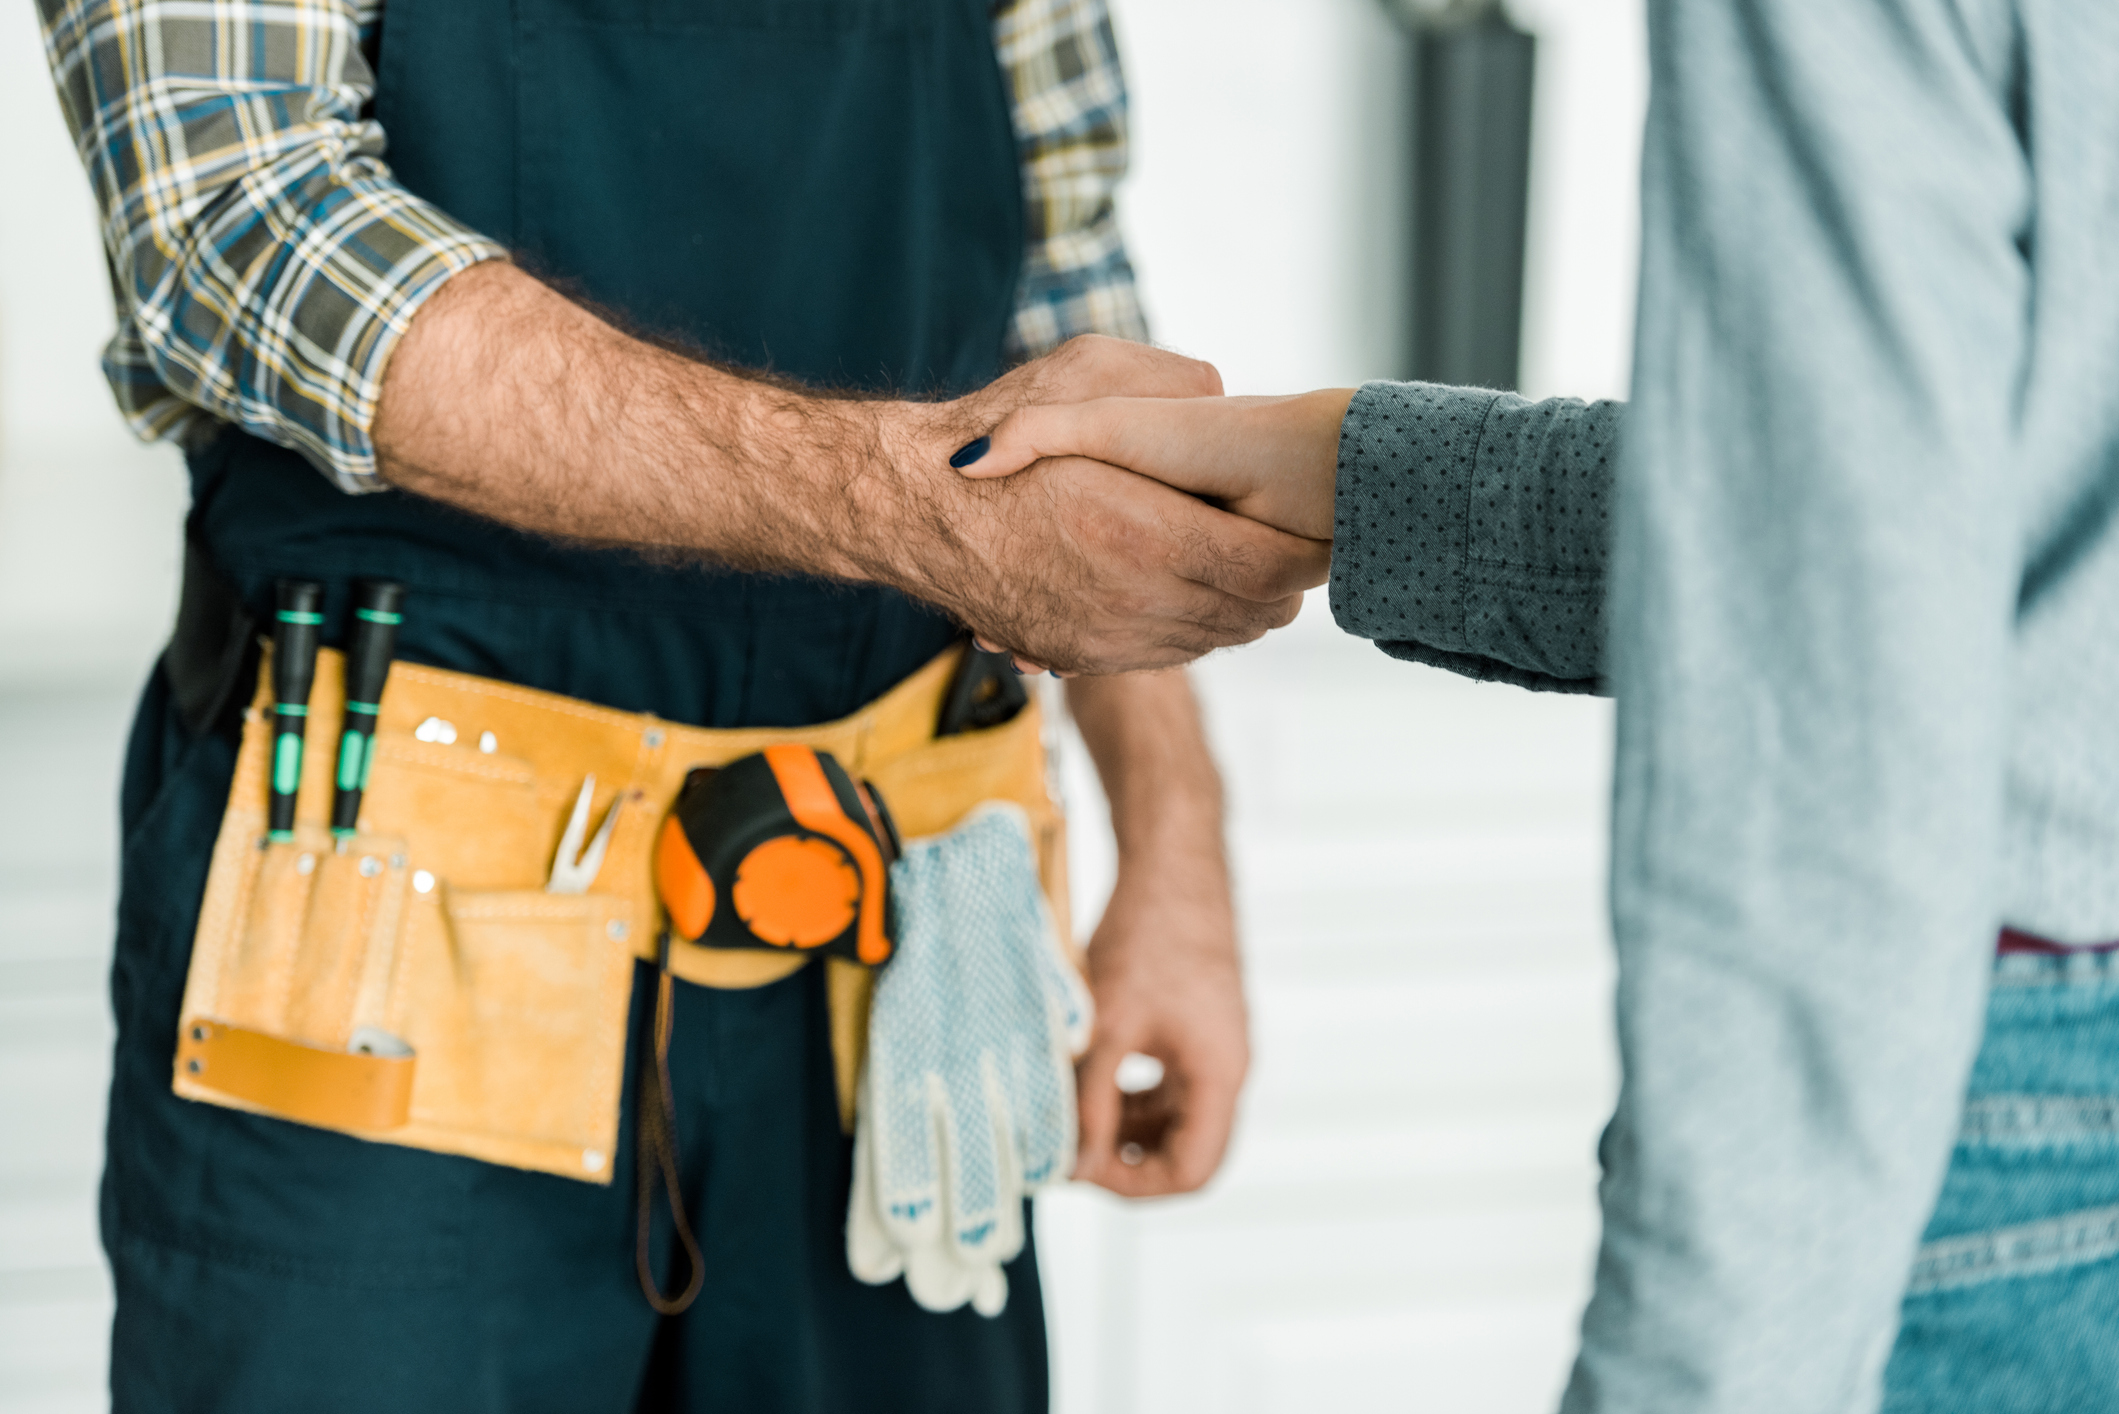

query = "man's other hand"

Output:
[[1064, 672, 1247, 1199]]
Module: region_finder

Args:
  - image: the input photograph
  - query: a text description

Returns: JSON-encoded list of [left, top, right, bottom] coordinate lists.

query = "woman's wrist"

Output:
[[1238, 388, 1354, 541]]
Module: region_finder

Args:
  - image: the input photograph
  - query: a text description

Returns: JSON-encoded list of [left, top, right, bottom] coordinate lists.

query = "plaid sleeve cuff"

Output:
[[117, 164, 506, 492], [43, 0, 505, 493]]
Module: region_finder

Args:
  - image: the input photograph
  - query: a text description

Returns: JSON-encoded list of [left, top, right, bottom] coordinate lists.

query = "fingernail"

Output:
[[949, 436, 991, 469], [1008, 661, 1025, 675]]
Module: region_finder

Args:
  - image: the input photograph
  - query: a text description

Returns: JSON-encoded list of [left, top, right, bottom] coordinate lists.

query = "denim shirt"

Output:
[[1330, 2, 2119, 1408]]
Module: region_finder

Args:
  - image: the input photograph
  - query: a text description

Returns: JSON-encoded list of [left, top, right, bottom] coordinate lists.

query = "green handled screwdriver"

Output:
[[268, 580, 325, 842], [331, 580, 406, 840]]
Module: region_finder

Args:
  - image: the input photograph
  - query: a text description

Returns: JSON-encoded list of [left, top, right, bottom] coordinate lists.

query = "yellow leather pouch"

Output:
[[172, 645, 1066, 1182]]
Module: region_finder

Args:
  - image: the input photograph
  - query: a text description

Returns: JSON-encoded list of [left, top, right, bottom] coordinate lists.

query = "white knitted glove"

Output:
[[846, 803, 1091, 1316]]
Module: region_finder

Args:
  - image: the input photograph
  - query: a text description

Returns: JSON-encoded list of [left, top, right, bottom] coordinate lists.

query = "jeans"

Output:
[[1884, 951, 2119, 1413]]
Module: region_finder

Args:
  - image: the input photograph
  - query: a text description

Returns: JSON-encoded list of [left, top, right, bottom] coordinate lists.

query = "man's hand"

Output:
[[1065, 672, 1248, 1198], [959, 389, 1357, 542], [372, 261, 1327, 673]]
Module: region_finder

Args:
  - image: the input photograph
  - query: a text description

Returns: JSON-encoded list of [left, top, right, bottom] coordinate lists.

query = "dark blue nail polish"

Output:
[[1008, 661, 1025, 675], [949, 437, 992, 469]]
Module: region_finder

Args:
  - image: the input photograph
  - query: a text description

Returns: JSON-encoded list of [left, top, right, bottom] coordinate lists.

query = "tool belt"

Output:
[[170, 642, 1068, 1184]]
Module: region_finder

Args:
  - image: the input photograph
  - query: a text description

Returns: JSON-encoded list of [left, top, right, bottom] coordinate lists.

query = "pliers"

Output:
[[548, 774, 624, 894]]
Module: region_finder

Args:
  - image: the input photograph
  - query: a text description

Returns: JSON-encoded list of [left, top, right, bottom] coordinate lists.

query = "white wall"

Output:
[[0, 6, 189, 684], [1116, 0, 1644, 404]]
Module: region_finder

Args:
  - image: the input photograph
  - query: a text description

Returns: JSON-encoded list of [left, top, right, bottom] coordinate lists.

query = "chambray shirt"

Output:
[[38, 0, 1148, 492], [1332, 3, 2119, 1409]]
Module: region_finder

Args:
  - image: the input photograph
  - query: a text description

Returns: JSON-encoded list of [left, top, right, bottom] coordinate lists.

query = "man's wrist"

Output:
[[837, 397, 993, 605]]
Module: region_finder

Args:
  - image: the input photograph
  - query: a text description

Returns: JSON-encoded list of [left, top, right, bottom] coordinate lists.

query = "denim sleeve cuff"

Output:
[[1329, 380, 1618, 694], [150, 171, 510, 494], [1328, 379, 1501, 654]]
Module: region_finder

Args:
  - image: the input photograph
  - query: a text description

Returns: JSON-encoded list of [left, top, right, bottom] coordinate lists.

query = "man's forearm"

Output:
[[1065, 671, 1226, 868], [373, 260, 895, 579], [1065, 669, 1246, 1196]]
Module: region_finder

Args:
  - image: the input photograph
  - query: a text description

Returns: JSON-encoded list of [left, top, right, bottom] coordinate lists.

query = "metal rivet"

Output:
[[295, 853, 316, 875], [389, 853, 408, 870], [582, 1149, 606, 1173], [190, 1024, 208, 1042], [606, 919, 629, 942], [643, 729, 665, 749], [186, 1058, 204, 1075], [358, 855, 382, 878], [478, 731, 498, 754], [414, 716, 457, 745], [413, 870, 436, 895]]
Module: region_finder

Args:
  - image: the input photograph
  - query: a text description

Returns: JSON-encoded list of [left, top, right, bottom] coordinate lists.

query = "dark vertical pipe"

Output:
[[1401, 6, 1537, 390]]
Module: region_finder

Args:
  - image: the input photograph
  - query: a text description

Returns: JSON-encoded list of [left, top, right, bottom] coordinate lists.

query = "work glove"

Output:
[[847, 802, 1092, 1316]]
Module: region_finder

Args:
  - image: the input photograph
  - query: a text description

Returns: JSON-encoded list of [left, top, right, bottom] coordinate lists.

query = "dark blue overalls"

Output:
[[106, 1, 1046, 1407]]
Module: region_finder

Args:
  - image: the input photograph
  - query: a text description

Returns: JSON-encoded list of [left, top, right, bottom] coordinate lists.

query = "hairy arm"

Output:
[[374, 262, 1327, 672]]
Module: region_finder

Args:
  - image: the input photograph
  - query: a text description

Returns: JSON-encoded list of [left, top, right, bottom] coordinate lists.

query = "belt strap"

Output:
[[164, 541, 257, 739], [1999, 928, 2119, 955]]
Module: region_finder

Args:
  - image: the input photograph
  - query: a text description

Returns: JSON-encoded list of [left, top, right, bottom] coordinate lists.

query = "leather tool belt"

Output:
[[170, 644, 1069, 1183]]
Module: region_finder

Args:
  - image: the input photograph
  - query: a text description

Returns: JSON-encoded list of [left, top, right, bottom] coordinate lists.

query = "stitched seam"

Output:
[[1907, 1202, 2119, 1295], [1959, 1095, 2119, 1146], [1465, 557, 1605, 579], [1453, 392, 1505, 651], [369, 741, 536, 785], [115, 1221, 465, 1291]]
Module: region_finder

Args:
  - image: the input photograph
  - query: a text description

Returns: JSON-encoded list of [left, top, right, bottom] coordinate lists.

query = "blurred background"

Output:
[[0, 0, 1644, 1409]]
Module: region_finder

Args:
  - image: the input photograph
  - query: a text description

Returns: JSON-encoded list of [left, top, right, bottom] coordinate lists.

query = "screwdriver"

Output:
[[331, 580, 405, 841], [268, 580, 325, 843]]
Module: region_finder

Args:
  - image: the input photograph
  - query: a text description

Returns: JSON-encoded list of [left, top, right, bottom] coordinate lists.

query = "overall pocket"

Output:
[[388, 886, 639, 1181], [177, 825, 420, 1134]]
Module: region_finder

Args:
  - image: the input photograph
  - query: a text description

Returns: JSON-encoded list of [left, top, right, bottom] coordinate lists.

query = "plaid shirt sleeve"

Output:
[[37, 0, 506, 493], [994, 0, 1151, 359]]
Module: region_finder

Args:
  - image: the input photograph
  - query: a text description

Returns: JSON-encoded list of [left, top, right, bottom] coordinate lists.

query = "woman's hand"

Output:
[[951, 388, 1356, 542]]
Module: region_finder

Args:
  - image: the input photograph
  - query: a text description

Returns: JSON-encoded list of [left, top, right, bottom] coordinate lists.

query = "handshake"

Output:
[[878, 335, 1354, 676]]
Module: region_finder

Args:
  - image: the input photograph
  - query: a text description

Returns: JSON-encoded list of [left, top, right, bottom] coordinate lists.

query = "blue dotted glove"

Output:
[[846, 802, 1092, 1316]]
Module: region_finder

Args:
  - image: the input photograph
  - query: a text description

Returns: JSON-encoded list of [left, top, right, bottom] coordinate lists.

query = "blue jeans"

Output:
[[1884, 951, 2119, 1412]]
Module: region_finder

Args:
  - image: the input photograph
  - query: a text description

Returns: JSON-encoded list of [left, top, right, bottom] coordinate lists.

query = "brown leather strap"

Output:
[[635, 949, 706, 1315], [176, 1018, 413, 1131]]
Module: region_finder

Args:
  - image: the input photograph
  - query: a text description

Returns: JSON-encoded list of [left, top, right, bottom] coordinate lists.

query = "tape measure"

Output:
[[654, 744, 900, 966]]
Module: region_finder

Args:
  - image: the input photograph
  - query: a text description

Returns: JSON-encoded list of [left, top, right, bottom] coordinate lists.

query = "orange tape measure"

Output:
[[654, 745, 900, 966]]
